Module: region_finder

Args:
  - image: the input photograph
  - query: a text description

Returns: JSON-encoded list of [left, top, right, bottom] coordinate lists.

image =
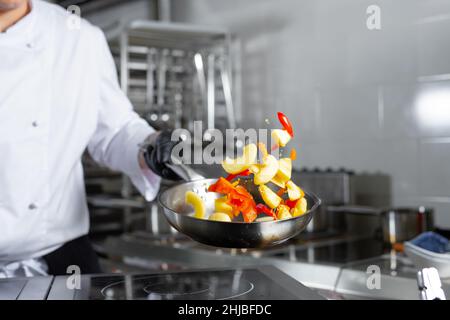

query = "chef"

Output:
[[0, 0, 180, 277]]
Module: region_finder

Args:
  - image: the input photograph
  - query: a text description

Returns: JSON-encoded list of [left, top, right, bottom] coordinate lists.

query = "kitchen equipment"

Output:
[[45, 266, 324, 300], [291, 169, 391, 234], [0, 276, 52, 300], [381, 207, 434, 245], [417, 267, 446, 300], [406, 242, 450, 278], [158, 177, 320, 248], [120, 20, 239, 132], [327, 206, 434, 244]]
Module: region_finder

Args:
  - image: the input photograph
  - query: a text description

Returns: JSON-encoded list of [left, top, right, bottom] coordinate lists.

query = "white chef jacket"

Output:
[[0, 0, 161, 263]]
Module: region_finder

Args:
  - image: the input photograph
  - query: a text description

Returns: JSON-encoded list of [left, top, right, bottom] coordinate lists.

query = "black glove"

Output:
[[143, 130, 182, 181]]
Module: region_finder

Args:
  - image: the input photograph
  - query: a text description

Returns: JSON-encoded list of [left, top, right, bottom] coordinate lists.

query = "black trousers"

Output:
[[43, 235, 102, 276]]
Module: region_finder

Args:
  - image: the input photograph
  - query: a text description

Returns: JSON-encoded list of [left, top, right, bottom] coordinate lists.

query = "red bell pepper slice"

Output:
[[208, 177, 235, 194], [285, 199, 298, 209], [241, 205, 258, 223], [255, 203, 277, 220], [225, 169, 251, 181], [210, 179, 258, 223], [277, 112, 294, 137]]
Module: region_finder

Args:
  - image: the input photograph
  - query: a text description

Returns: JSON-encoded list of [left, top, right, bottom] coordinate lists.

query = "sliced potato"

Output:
[[291, 197, 308, 217], [209, 212, 232, 222], [222, 143, 257, 174], [254, 155, 279, 185], [256, 216, 275, 222], [259, 185, 282, 209], [270, 174, 286, 188], [185, 191, 206, 219], [272, 129, 291, 147], [214, 197, 234, 218], [286, 180, 304, 201], [277, 205, 292, 220], [249, 164, 261, 174], [276, 158, 292, 182]]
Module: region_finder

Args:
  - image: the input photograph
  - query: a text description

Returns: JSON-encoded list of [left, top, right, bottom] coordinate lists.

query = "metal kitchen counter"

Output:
[[98, 234, 444, 300]]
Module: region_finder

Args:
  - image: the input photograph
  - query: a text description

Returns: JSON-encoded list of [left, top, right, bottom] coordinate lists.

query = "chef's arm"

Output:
[[87, 28, 161, 201]]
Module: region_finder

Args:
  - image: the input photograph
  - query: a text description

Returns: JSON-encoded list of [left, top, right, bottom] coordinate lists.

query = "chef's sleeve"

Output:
[[87, 27, 161, 201]]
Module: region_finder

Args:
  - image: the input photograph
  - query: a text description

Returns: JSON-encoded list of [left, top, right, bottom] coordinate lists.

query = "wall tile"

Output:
[[414, 81, 450, 137], [418, 139, 450, 197], [417, 18, 450, 76], [381, 85, 420, 139], [296, 139, 419, 200], [318, 86, 380, 142]]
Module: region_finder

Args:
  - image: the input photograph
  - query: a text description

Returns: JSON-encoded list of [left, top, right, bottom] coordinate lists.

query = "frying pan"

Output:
[[158, 163, 321, 248]]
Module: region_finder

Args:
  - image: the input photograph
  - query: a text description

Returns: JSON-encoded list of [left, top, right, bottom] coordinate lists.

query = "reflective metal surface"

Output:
[[158, 178, 321, 248], [47, 266, 325, 300], [0, 276, 53, 300], [381, 207, 434, 244]]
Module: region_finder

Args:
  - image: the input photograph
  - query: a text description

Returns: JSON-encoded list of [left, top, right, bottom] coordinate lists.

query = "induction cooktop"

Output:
[[46, 266, 324, 300]]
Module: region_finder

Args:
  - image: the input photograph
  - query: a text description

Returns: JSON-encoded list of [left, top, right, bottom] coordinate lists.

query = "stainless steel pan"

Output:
[[158, 163, 321, 248]]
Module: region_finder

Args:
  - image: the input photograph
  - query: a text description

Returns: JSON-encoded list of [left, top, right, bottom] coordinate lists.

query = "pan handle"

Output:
[[166, 162, 205, 182]]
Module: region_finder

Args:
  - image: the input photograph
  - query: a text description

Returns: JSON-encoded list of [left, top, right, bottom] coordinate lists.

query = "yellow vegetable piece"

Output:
[[291, 197, 308, 217], [249, 164, 261, 174], [270, 158, 291, 187], [259, 185, 282, 209], [256, 216, 275, 222], [185, 191, 206, 219], [214, 197, 234, 218], [272, 129, 292, 147], [286, 180, 304, 201], [270, 174, 286, 188], [222, 143, 257, 174], [276, 158, 292, 182], [254, 155, 279, 185], [277, 205, 292, 220], [209, 212, 232, 222]]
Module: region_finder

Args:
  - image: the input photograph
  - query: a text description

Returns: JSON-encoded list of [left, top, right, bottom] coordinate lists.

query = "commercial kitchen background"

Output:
[[82, 0, 450, 228]]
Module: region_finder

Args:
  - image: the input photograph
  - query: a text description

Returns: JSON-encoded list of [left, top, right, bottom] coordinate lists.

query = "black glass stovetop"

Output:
[[89, 269, 297, 300], [48, 266, 324, 300]]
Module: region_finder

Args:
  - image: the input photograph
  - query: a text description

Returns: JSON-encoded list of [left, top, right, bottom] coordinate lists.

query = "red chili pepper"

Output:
[[225, 169, 251, 181], [277, 112, 294, 137], [256, 203, 278, 220]]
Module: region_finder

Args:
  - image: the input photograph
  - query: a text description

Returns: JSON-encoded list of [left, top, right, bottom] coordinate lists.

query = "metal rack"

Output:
[[120, 20, 239, 133]]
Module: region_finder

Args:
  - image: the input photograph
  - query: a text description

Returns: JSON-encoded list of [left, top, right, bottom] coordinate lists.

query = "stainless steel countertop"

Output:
[[98, 234, 450, 300]]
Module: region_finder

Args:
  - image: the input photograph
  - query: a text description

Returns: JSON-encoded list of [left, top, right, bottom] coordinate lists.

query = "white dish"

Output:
[[404, 241, 450, 278]]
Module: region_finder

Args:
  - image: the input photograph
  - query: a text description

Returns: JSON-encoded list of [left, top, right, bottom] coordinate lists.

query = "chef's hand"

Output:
[[142, 130, 182, 181]]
